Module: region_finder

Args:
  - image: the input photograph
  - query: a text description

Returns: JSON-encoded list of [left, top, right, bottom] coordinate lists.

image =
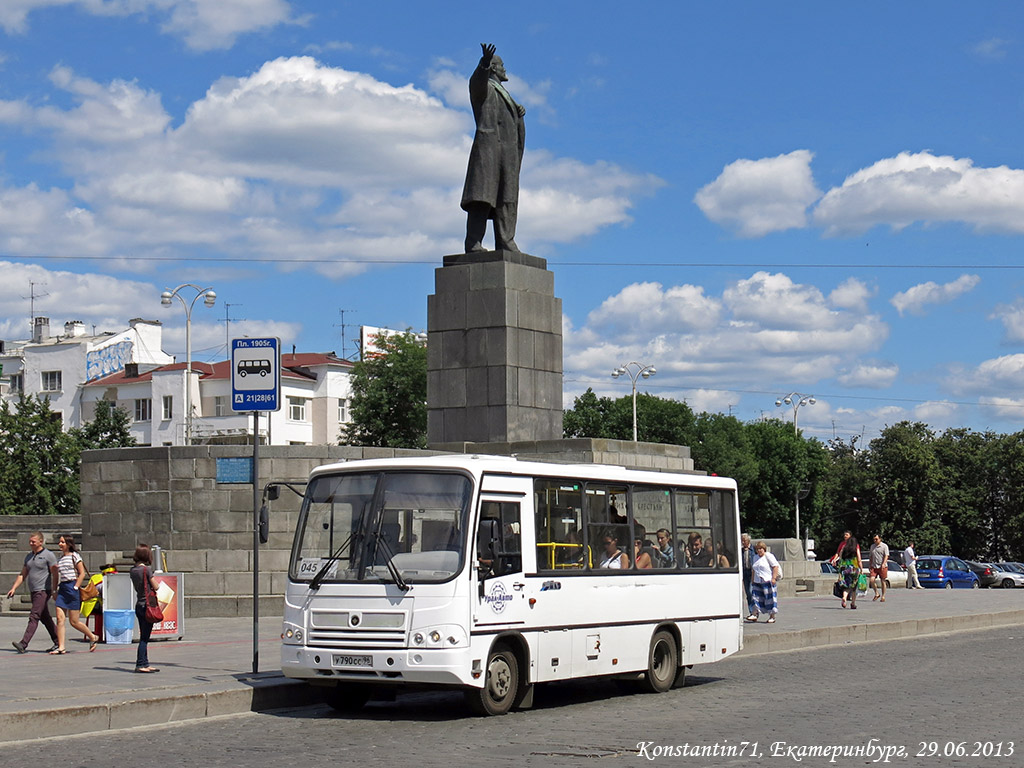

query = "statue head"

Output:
[[489, 55, 508, 82]]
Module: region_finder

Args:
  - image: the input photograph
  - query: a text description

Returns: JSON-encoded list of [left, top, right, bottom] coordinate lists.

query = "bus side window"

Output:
[[477, 502, 521, 579]]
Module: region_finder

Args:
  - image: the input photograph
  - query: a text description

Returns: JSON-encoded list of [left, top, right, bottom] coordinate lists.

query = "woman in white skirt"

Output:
[[746, 540, 780, 624]]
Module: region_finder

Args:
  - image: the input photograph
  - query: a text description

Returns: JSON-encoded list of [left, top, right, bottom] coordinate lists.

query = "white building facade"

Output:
[[81, 353, 354, 446], [0, 317, 173, 430]]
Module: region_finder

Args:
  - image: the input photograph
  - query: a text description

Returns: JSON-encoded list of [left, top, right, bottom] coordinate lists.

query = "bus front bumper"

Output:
[[281, 645, 478, 687]]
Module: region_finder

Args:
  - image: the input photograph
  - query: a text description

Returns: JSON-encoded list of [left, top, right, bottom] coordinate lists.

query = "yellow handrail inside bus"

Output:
[[536, 542, 590, 569]]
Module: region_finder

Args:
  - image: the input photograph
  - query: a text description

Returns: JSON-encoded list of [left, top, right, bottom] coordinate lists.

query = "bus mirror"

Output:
[[265, 484, 280, 501], [259, 503, 270, 544]]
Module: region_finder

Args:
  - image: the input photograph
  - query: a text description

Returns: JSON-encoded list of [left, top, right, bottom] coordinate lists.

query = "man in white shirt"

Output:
[[903, 542, 922, 589]]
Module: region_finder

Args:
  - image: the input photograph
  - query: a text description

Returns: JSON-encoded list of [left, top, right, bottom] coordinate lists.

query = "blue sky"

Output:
[[2, 1, 1024, 443]]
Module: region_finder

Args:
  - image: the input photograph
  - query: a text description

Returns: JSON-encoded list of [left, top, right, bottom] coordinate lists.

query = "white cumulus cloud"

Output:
[[814, 151, 1024, 236], [694, 150, 820, 237], [890, 274, 980, 317]]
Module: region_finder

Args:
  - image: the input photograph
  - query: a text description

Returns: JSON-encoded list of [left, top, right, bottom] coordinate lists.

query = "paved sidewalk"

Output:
[[2, 588, 1022, 742]]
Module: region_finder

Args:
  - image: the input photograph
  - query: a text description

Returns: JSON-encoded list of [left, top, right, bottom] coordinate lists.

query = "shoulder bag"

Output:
[[142, 568, 163, 624]]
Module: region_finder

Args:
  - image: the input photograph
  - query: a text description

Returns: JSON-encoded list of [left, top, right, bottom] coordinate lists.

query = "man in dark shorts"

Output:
[[869, 534, 890, 602]]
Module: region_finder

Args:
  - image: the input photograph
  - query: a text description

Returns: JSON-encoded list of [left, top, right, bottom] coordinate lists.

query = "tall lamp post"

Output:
[[161, 284, 216, 445], [775, 392, 816, 541], [612, 361, 656, 442]]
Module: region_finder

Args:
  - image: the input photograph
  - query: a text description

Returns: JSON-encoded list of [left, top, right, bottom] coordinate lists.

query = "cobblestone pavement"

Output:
[[5, 625, 1021, 768]]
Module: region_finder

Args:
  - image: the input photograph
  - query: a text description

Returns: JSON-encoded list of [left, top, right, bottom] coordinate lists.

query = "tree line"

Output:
[[565, 389, 1024, 561], [8, 330, 1021, 563], [0, 396, 135, 515], [338, 334, 1023, 561]]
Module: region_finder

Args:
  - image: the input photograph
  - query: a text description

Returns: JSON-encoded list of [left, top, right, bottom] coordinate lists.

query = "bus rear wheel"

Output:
[[465, 647, 518, 716], [325, 682, 371, 713], [641, 629, 677, 694]]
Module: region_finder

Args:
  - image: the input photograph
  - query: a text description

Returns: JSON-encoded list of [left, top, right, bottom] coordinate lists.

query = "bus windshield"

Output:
[[289, 470, 473, 585]]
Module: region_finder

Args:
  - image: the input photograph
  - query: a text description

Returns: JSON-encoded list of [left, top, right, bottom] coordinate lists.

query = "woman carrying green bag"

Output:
[[838, 537, 862, 609]]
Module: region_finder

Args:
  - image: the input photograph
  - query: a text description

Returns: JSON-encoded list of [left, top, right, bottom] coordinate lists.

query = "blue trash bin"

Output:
[[104, 609, 135, 645]]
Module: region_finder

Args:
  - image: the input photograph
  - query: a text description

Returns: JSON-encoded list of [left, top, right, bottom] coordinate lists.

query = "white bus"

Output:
[[280, 454, 742, 715]]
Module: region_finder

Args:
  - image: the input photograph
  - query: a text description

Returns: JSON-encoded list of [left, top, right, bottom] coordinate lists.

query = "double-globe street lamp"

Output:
[[611, 361, 656, 442], [775, 392, 816, 542], [161, 284, 216, 445]]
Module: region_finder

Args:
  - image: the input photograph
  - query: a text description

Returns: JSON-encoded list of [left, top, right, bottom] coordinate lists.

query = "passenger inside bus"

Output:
[[598, 531, 629, 569], [686, 532, 715, 568], [654, 529, 676, 568]]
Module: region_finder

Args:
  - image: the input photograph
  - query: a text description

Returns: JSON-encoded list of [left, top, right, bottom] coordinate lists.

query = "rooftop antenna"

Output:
[[334, 309, 358, 360], [220, 303, 246, 357], [23, 281, 49, 335]]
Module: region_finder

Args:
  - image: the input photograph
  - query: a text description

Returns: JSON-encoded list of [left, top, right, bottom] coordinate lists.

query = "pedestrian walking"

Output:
[[904, 541, 922, 589], [829, 531, 852, 565], [746, 541, 780, 623], [837, 537, 861, 609], [131, 544, 160, 673], [869, 534, 890, 602], [7, 532, 59, 653], [740, 533, 755, 617], [52, 535, 99, 654]]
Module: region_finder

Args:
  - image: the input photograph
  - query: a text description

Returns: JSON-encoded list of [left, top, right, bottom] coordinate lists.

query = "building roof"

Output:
[[84, 352, 353, 387]]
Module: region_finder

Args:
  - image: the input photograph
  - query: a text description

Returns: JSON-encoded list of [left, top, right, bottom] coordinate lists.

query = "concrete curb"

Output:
[[0, 678, 326, 744], [739, 607, 1024, 656], [3, 605, 1022, 742]]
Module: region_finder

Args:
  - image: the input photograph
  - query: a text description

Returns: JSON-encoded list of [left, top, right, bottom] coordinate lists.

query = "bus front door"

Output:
[[474, 498, 530, 631]]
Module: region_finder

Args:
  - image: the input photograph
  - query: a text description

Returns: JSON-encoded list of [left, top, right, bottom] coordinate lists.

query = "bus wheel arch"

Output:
[[465, 634, 531, 716], [640, 627, 678, 694]]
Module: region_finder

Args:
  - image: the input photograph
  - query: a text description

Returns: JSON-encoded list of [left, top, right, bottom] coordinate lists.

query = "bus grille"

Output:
[[308, 611, 407, 650]]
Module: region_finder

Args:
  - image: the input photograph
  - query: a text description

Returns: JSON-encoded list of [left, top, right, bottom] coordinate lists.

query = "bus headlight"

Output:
[[410, 625, 466, 648], [282, 622, 304, 645]]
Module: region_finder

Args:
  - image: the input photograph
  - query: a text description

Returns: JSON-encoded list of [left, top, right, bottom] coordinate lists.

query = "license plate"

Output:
[[333, 654, 372, 668]]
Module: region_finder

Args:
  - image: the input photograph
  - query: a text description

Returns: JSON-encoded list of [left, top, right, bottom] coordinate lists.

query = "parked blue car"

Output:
[[916, 556, 981, 589]]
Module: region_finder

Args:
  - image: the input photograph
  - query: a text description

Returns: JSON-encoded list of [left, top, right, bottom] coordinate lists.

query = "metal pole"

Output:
[[252, 410, 260, 674], [185, 314, 193, 446], [793, 406, 800, 540], [631, 380, 638, 442]]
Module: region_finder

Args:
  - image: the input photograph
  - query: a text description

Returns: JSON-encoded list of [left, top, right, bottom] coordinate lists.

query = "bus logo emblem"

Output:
[[484, 582, 513, 613]]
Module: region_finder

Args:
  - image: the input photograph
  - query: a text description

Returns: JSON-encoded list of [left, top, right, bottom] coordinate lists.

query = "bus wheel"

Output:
[[325, 682, 371, 713], [465, 647, 518, 716], [641, 629, 677, 693], [671, 665, 686, 689]]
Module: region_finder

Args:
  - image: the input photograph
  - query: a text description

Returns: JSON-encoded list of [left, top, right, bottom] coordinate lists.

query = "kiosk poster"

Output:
[[151, 573, 184, 639]]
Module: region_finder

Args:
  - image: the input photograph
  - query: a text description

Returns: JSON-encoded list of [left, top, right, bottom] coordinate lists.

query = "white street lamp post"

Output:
[[161, 284, 217, 445], [611, 361, 657, 442], [775, 392, 816, 541]]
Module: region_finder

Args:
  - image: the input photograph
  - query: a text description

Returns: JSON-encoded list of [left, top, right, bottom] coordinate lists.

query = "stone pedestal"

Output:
[[427, 250, 563, 446]]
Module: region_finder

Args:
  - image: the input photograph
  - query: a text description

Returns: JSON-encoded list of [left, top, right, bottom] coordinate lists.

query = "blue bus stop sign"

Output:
[[231, 337, 281, 412]]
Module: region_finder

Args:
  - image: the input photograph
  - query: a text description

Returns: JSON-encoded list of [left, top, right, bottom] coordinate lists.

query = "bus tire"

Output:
[[671, 664, 686, 689], [325, 682, 371, 713], [641, 629, 677, 693], [465, 646, 518, 716]]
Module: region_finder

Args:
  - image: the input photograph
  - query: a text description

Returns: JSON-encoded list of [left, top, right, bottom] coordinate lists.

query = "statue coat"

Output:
[[461, 62, 525, 212]]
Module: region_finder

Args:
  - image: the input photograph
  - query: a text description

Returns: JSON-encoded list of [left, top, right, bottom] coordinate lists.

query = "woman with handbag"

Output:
[[52, 535, 100, 654], [837, 537, 862, 609], [130, 543, 161, 673]]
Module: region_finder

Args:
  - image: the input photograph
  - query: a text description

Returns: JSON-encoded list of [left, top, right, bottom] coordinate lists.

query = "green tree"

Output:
[[73, 400, 138, 449], [742, 419, 829, 539], [0, 394, 80, 515], [813, 436, 870, 553], [866, 421, 947, 553], [343, 332, 427, 448], [563, 390, 694, 443]]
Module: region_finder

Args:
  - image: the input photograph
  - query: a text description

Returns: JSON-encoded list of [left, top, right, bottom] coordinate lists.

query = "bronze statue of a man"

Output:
[[461, 43, 526, 253]]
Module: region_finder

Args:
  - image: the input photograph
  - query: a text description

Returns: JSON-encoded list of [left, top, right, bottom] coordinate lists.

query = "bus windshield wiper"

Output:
[[370, 531, 410, 592], [309, 533, 353, 590]]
